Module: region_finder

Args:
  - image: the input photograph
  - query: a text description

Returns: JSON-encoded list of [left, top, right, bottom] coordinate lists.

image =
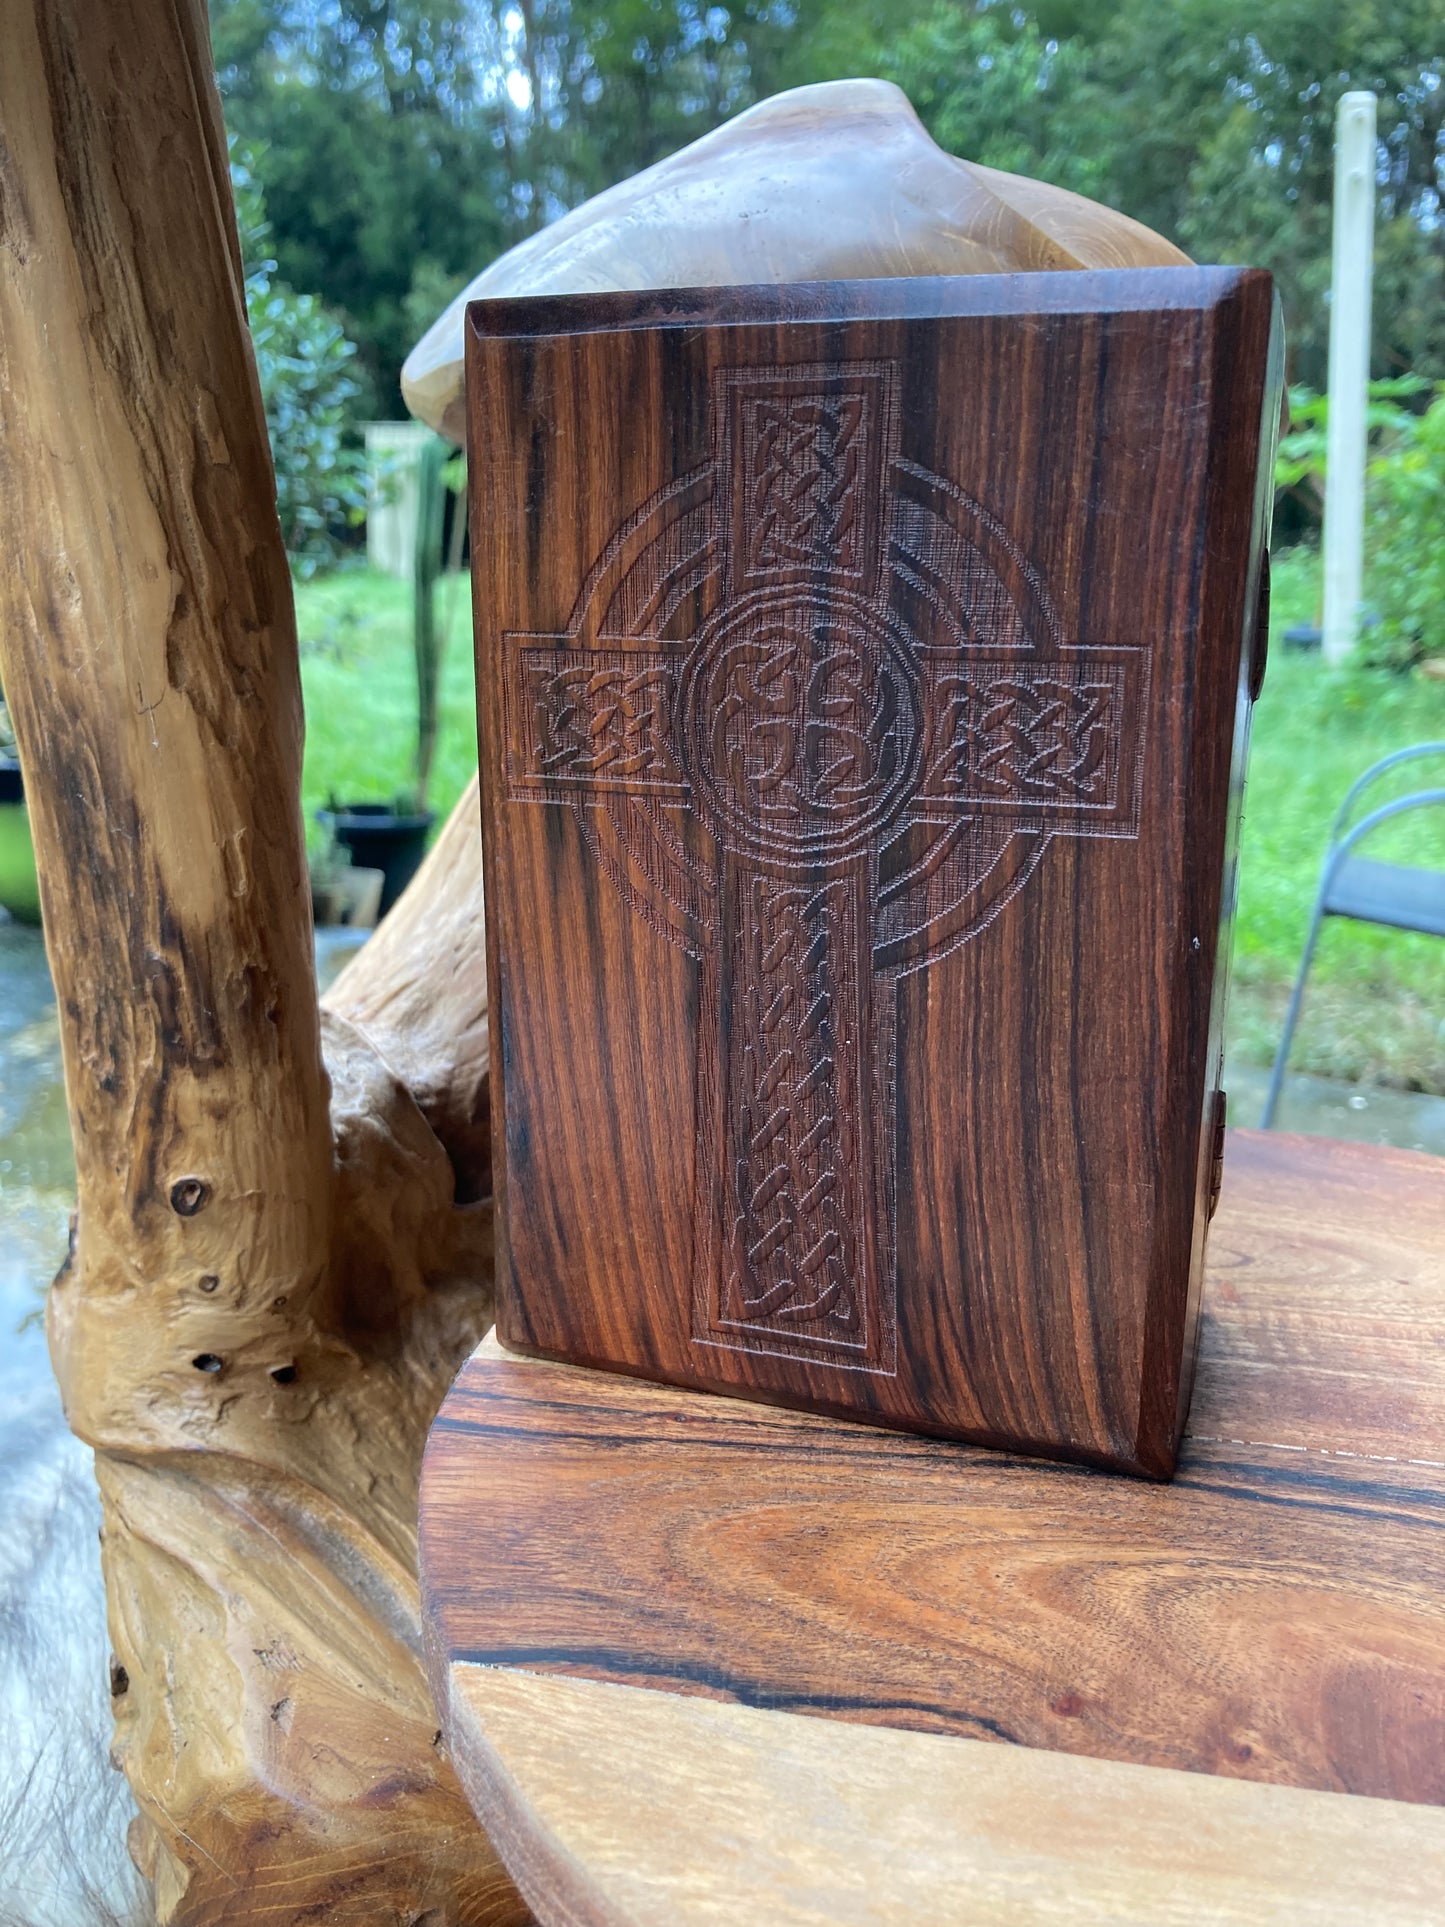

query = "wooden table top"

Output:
[[421, 1131, 1445, 1925]]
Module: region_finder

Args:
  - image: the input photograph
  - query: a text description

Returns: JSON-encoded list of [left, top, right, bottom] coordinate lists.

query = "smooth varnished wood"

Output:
[[442, 1667, 1445, 1927], [423, 1132, 1445, 1813], [469, 271, 1283, 1475]]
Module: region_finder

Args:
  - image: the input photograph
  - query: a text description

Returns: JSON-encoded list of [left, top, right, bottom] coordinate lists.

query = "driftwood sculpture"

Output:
[[0, 6, 510, 1921], [0, 7, 1183, 1918], [402, 77, 1184, 437]]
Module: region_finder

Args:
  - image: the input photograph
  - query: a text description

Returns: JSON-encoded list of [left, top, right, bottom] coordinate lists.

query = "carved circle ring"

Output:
[[676, 588, 922, 866]]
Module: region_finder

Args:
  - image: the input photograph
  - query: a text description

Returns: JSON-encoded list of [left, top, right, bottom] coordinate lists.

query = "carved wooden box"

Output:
[[467, 271, 1282, 1477]]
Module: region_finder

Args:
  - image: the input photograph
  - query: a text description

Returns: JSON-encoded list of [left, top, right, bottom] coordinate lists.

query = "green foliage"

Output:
[[213, 0, 515, 412], [213, 1, 1443, 406], [511, 0, 816, 210], [1273, 386, 1330, 513], [230, 140, 368, 575], [883, 0, 1444, 391], [211, 0, 851, 408], [295, 569, 479, 846], [1367, 386, 1445, 669], [249, 288, 369, 574], [1274, 379, 1445, 665], [875, 5, 1108, 200], [1273, 382, 1424, 511]]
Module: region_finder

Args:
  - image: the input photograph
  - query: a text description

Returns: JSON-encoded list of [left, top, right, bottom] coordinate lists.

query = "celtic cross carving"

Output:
[[503, 361, 1148, 1373]]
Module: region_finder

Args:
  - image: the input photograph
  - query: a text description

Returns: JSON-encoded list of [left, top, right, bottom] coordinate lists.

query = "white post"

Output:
[[1321, 90, 1376, 665], [364, 420, 432, 578]]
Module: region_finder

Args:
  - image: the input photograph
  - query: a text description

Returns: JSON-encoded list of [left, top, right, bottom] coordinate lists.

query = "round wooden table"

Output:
[[421, 1131, 1445, 1925]]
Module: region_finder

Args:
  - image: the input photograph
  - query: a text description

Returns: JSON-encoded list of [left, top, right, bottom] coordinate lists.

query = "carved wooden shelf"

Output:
[[421, 1131, 1445, 1923]]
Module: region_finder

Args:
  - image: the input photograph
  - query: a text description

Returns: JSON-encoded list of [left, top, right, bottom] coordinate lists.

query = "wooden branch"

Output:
[[0, 5, 519, 1919], [326, 778, 490, 1200]]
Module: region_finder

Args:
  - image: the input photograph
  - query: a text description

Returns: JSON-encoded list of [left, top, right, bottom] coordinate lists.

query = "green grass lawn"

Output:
[[1231, 547, 1445, 1092], [295, 551, 1445, 1094], [296, 566, 479, 836]]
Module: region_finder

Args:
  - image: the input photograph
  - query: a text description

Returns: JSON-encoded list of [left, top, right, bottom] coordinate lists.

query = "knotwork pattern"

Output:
[[500, 358, 1149, 1371]]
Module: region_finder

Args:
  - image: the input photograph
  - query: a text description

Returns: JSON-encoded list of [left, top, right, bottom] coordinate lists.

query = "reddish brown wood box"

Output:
[[467, 270, 1283, 1477]]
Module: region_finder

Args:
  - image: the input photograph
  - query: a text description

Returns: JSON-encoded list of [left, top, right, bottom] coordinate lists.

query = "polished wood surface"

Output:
[[442, 1667, 1445, 1927], [423, 1132, 1445, 1814], [469, 271, 1282, 1474]]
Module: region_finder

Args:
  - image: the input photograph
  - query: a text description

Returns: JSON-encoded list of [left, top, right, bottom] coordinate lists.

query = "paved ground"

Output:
[[1224, 1056, 1445, 1156]]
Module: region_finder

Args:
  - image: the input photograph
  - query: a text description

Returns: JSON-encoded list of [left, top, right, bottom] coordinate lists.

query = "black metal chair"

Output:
[[1261, 743, 1445, 1127]]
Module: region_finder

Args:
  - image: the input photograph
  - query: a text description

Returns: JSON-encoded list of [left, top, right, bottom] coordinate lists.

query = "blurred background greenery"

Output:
[[211, 0, 1443, 419], [212, 0, 1440, 1099], [290, 547, 1445, 1095], [9, 1, 1442, 1106]]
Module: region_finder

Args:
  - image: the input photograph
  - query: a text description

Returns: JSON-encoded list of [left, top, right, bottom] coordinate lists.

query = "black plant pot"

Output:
[[317, 804, 435, 918], [1282, 623, 1323, 653]]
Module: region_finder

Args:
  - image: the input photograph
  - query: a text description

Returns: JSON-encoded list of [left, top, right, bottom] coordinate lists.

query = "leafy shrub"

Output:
[[1275, 378, 1445, 667], [230, 140, 369, 576], [1367, 386, 1445, 669]]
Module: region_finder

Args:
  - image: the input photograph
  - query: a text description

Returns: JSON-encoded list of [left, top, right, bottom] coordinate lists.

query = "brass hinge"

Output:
[[1208, 1088, 1228, 1220], [1248, 552, 1271, 701]]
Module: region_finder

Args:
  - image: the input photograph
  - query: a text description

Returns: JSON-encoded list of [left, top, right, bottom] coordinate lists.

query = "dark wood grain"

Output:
[[423, 1132, 1445, 1809], [468, 270, 1284, 1475]]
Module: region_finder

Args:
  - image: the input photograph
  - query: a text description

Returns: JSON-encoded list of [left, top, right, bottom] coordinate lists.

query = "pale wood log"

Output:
[[402, 78, 1188, 442], [446, 1665, 1445, 1927], [0, 3, 520, 1919], [327, 777, 490, 1198]]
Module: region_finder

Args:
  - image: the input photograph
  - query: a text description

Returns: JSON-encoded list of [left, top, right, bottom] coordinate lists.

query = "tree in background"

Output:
[[211, 0, 806, 410], [231, 139, 371, 572], [213, 0, 515, 415], [877, 0, 1443, 391], [499, 0, 814, 211], [1277, 376, 1445, 667], [210, 0, 873, 409], [211, 0, 1444, 409]]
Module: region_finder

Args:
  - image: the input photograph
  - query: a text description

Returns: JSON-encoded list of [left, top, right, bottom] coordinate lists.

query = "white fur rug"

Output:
[[1, 918, 150, 1927], [0, 1358, 150, 1927]]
